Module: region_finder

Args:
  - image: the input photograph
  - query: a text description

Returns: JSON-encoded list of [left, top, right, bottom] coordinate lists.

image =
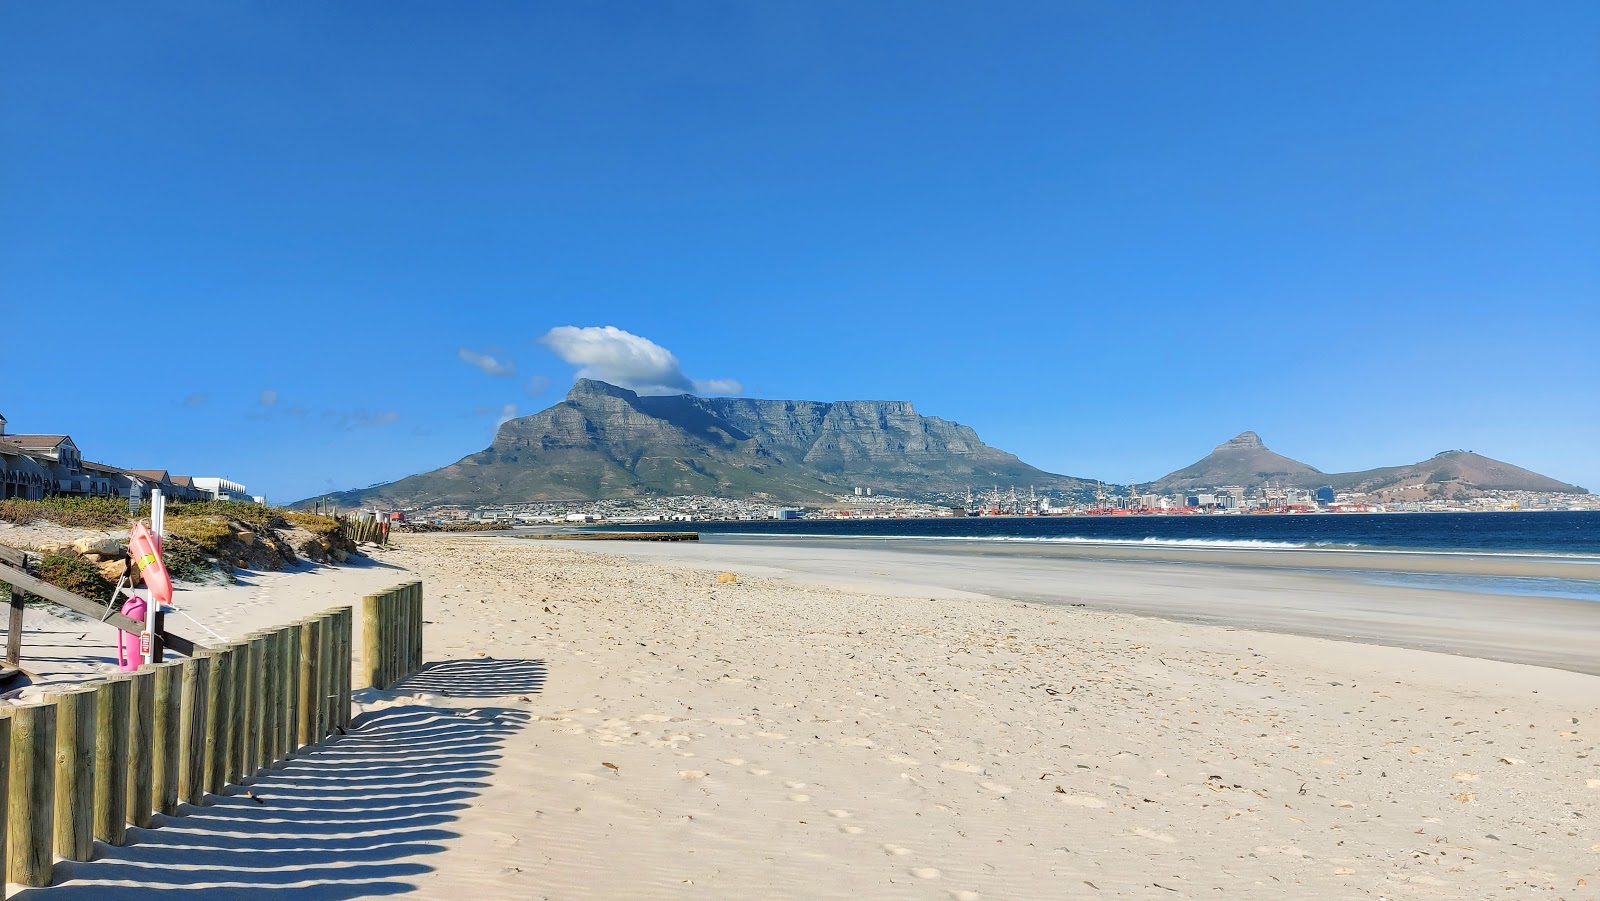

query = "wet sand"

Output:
[[541, 535, 1600, 675]]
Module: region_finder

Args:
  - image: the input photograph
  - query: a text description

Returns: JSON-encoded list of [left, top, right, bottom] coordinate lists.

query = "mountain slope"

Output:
[[1150, 433, 1585, 496], [304, 380, 1095, 507], [1149, 432, 1322, 492]]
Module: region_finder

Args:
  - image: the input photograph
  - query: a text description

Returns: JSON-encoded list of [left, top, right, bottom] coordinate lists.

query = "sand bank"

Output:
[[18, 534, 1597, 899]]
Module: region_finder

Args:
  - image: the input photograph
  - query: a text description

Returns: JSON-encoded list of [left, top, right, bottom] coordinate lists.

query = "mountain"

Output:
[[1151, 433, 1585, 497], [304, 380, 1096, 508], [1147, 432, 1322, 492]]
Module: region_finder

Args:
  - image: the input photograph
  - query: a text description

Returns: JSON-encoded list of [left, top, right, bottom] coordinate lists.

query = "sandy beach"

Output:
[[13, 533, 1598, 900]]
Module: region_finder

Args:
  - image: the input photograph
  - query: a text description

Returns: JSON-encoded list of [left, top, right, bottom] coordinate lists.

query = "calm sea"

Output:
[[605, 511, 1600, 557]]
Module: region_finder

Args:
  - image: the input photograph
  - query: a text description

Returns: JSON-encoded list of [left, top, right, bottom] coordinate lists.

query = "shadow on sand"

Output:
[[15, 660, 542, 899], [395, 657, 547, 698]]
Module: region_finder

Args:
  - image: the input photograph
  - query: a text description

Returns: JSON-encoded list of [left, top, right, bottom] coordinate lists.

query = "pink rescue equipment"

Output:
[[117, 594, 148, 673]]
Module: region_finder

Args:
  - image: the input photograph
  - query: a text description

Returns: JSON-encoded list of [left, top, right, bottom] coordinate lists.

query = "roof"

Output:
[[125, 470, 171, 482], [0, 434, 73, 450], [81, 461, 127, 475], [170, 475, 194, 487]]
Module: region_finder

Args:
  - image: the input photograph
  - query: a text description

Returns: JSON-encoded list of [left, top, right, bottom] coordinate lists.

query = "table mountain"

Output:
[[306, 380, 1095, 507]]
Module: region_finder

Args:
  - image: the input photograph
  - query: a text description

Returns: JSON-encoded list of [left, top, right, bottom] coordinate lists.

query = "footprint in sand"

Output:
[[783, 781, 808, 790], [911, 868, 941, 879], [839, 825, 866, 835], [838, 737, 877, 748], [637, 714, 672, 722], [789, 794, 811, 802], [749, 768, 773, 776], [711, 718, 746, 726], [720, 758, 747, 766], [884, 755, 921, 766], [827, 809, 853, 819], [757, 731, 787, 740], [979, 782, 1011, 794], [678, 771, 707, 780], [949, 892, 980, 900], [941, 761, 986, 774], [882, 844, 914, 856]]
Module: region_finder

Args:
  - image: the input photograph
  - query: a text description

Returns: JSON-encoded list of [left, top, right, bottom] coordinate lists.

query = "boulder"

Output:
[[331, 548, 349, 563], [96, 559, 129, 582], [36, 542, 76, 556], [235, 531, 256, 547], [73, 537, 126, 557]]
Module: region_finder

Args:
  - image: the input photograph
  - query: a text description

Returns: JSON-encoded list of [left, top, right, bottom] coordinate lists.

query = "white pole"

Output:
[[144, 489, 164, 664]]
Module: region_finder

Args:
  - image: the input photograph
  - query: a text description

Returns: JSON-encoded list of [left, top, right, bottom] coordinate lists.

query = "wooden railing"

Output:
[[362, 581, 423, 690], [0, 605, 355, 889]]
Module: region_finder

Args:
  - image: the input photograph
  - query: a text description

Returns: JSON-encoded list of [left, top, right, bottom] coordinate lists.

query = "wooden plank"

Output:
[[6, 579, 22, 667], [0, 559, 206, 657], [51, 686, 96, 862], [151, 661, 182, 815], [93, 677, 131, 845], [126, 668, 156, 827]]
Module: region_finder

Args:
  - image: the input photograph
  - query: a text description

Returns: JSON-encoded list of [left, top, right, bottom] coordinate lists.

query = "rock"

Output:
[[96, 559, 129, 582], [81, 553, 107, 563], [36, 542, 76, 556], [235, 531, 256, 547], [73, 537, 125, 557], [331, 548, 349, 563], [716, 572, 738, 584]]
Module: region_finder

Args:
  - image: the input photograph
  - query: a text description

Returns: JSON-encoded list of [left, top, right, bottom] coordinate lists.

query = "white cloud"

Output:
[[458, 347, 517, 377], [259, 389, 279, 407], [524, 374, 551, 396], [537, 325, 741, 396]]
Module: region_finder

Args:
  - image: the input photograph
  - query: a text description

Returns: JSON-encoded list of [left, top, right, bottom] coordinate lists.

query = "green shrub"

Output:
[[168, 500, 278, 529], [37, 553, 116, 601], [0, 497, 146, 529], [161, 536, 214, 582], [284, 511, 341, 537], [167, 515, 237, 554]]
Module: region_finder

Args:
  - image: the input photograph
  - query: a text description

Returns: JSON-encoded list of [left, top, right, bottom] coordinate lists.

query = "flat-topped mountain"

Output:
[[1152, 432, 1585, 497], [306, 380, 1095, 507]]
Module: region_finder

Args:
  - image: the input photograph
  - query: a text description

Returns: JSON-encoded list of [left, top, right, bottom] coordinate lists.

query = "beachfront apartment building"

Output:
[[0, 414, 250, 504]]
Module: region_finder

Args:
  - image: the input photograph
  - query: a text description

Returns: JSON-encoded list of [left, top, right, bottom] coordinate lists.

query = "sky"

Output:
[[3, 2, 1596, 502]]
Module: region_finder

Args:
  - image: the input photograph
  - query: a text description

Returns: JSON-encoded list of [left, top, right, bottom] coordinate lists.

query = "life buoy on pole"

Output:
[[129, 521, 173, 606]]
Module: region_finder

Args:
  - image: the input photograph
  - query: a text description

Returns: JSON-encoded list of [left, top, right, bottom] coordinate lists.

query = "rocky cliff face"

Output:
[[309, 380, 1094, 507]]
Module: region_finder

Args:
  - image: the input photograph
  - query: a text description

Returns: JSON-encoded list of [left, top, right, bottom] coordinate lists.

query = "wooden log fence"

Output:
[[361, 580, 424, 690], [0, 594, 374, 892]]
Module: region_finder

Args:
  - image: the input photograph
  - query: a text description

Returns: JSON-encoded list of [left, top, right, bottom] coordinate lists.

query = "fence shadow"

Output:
[[394, 657, 547, 698], [15, 704, 531, 900]]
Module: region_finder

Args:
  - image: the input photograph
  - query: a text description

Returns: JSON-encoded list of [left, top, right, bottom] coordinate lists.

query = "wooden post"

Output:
[[179, 656, 210, 805], [0, 714, 9, 888], [283, 624, 301, 756], [259, 629, 280, 768], [228, 643, 247, 783], [399, 584, 413, 679], [8, 702, 56, 887], [50, 685, 96, 862], [318, 611, 337, 739], [150, 606, 166, 663], [297, 618, 319, 749], [203, 646, 232, 795], [413, 580, 424, 675], [151, 661, 182, 815], [362, 593, 384, 690], [388, 587, 402, 684], [126, 667, 156, 827], [93, 677, 131, 845], [5, 581, 22, 667], [338, 606, 352, 729], [243, 633, 264, 776]]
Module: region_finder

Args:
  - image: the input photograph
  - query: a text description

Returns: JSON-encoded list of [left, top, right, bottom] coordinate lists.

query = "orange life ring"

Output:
[[129, 521, 173, 605]]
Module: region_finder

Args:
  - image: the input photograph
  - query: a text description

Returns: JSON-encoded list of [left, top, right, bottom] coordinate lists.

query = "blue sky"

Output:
[[4, 2, 1596, 501]]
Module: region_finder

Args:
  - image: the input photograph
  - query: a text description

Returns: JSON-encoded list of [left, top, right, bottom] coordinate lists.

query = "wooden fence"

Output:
[[362, 581, 423, 690], [0, 604, 355, 890]]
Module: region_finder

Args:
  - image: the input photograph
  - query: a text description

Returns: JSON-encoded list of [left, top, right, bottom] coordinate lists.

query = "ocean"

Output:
[[608, 510, 1600, 556]]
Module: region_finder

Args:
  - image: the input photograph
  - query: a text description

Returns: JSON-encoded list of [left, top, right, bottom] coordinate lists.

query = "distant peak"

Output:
[[567, 379, 637, 400], [1218, 431, 1265, 450]]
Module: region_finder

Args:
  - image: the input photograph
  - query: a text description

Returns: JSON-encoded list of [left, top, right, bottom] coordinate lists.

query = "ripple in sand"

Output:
[[911, 868, 942, 879]]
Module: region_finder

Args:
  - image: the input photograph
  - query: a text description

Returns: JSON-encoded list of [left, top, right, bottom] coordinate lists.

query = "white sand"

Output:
[[12, 534, 1599, 899]]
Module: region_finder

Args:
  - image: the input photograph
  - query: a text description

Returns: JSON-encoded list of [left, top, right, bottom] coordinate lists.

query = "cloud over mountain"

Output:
[[458, 347, 517, 377], [537, 325, 741, 395]]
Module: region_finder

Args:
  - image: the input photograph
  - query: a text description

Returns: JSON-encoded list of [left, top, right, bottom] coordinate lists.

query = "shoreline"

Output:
[[526, 533, 1600, 676]]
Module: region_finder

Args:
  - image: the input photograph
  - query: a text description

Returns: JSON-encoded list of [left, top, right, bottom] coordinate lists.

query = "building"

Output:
[[1315, 485, 1336, 506], [192, 477, 253, 503]]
